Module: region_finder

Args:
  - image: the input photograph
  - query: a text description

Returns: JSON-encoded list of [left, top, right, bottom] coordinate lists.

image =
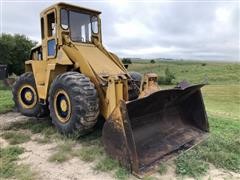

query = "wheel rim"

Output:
[[18, 85, 37, 109], [54, 90, 71, 123]]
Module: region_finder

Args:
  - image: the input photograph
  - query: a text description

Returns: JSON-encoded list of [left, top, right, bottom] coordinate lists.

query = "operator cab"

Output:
[[39, 3, 101, 60]]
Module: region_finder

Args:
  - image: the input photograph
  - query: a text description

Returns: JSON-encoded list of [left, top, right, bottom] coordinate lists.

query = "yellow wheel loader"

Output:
[[12, 3, 209, 176]]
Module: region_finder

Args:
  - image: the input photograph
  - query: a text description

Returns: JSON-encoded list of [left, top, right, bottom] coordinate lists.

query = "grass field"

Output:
[[129, 61, 240, 118], [128, 60, 240, 85], [0, 60, 239, 179]]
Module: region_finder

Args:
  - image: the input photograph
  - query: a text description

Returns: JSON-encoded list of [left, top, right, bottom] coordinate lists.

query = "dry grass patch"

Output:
[[72, 145, 104, 162], [1, 131, 31, 145], [0, 146, 36, 179], [158, 163, 168, 175], [48, 140, 75, 163]]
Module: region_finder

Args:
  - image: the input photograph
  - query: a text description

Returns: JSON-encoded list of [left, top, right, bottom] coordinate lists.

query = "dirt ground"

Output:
[[0, 112, 239, 180]]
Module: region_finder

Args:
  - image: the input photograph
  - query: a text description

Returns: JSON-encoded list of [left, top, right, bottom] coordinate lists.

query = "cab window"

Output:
[[61, 9, 69, 29], [47, 12, 56, 57], [47, 12, 55, 37]]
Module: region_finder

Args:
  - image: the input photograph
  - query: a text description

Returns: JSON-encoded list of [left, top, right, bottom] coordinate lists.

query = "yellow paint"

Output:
[[60, 99, 67, 112], [75, 45, 124, 75], [25, 91, 33, 101]]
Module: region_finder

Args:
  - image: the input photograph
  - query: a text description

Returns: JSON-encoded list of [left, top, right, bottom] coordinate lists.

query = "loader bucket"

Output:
[[102, 84, 209, 177]]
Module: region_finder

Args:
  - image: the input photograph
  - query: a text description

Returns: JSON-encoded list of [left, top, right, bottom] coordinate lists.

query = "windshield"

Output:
[[61, 9, 98, 43]]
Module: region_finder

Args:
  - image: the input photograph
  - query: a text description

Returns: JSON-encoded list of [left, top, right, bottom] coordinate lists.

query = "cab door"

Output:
[[43, 9, 57, 59]]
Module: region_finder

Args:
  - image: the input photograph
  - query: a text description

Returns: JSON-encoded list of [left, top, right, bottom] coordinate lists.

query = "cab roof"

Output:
[[40, 2, 101, 16]]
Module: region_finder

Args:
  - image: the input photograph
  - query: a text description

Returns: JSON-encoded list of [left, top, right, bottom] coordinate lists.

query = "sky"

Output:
[[0, 0, 239, 61]]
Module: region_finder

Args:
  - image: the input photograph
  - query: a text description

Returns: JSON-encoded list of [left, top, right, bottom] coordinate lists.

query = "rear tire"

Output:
[[12, 72, 49, 117], [48, 72, 99, 135]]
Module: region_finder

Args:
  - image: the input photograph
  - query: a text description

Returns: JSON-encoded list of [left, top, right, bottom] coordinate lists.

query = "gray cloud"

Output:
[[1, 0, 239, 61]]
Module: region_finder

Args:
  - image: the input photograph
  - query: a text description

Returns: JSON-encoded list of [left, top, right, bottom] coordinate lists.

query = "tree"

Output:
[[122, 58, 132, 64], [150, 59, 156, 63], [0, 33, 37, 75]]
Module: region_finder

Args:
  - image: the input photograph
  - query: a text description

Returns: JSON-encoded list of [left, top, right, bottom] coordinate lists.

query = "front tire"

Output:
[[48, 72, 99, 135], [12, 72, 49, 117]]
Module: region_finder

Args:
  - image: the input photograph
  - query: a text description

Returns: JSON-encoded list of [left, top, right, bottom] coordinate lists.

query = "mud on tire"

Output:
[[48, 72, 99, 135], [12, 72, 49, 117]]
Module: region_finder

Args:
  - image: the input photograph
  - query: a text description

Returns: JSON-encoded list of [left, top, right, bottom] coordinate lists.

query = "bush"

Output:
[[122, 58, 132, 64], [158, 67, 175, 85], [150, 59, 156, 64]]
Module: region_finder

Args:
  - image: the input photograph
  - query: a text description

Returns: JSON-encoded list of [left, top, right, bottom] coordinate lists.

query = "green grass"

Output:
[[158, 163, 168, 175], [94, 155, 130, 180], [203, 85, 240, 119], [176, 151, 209, 177], [2, 131, 31, 145], [72, 145, 104, 162], [114, 167, 130, 180], [0, 146, 24, 178], [5, 118, 51, 133], [128, 62, 240, 118], [5, 119, 61, 143], [0, 80, 11, 90], [128, 61, 240, 85], [0, 90, 14, 113], [0, 146, 35, 179], [0, 80, 13, 113], [176, 115, 240, 177], [94, 156, 119, 172]]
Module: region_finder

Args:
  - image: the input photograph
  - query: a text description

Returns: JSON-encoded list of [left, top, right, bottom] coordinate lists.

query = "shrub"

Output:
[[158, 67, 175, 85], [150, 59, 156, 64]]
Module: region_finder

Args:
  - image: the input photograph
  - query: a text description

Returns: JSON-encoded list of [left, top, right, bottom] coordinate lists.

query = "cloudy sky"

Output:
[[1, 0, 239, 61]]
